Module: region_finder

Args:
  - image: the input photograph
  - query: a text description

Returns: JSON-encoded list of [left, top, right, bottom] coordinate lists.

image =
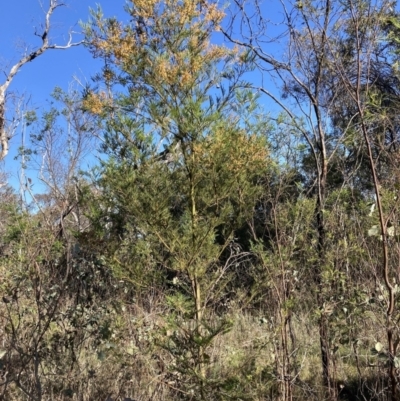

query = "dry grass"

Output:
[[1, 282, 396, 401]]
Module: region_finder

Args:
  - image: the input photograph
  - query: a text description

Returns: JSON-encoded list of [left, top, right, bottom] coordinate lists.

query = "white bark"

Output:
[[0, 0, 82, 161]]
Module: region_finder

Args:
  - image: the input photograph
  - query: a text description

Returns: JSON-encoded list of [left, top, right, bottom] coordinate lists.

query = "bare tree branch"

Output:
[[0, 0, 82, 161]]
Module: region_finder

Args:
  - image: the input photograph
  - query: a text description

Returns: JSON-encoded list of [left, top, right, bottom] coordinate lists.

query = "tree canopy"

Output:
[[2, 0, 400, 400]]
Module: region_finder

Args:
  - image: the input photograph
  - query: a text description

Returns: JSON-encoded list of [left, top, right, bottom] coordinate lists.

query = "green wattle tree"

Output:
[[82, 1, 270, 398]]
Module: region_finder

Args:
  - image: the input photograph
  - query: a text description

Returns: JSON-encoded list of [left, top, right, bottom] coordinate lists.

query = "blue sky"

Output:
[[0, 0, 127, 100], [0, 0, 283, 195], [0, 1, 129, 188]]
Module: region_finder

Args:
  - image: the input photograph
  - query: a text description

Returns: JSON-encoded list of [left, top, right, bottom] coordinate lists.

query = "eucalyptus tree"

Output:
[[0, 0, 81, 162], [224, 0, 400, 398], [223, 0, 349, 397]]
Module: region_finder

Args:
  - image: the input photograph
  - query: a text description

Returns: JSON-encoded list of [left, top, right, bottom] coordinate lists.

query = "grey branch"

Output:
[[0, 0, 82, 161]]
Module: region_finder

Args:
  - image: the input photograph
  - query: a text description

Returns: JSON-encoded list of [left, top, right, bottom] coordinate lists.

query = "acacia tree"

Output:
[[0, 0, 81, 161], [82, 1, 270, 398]]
